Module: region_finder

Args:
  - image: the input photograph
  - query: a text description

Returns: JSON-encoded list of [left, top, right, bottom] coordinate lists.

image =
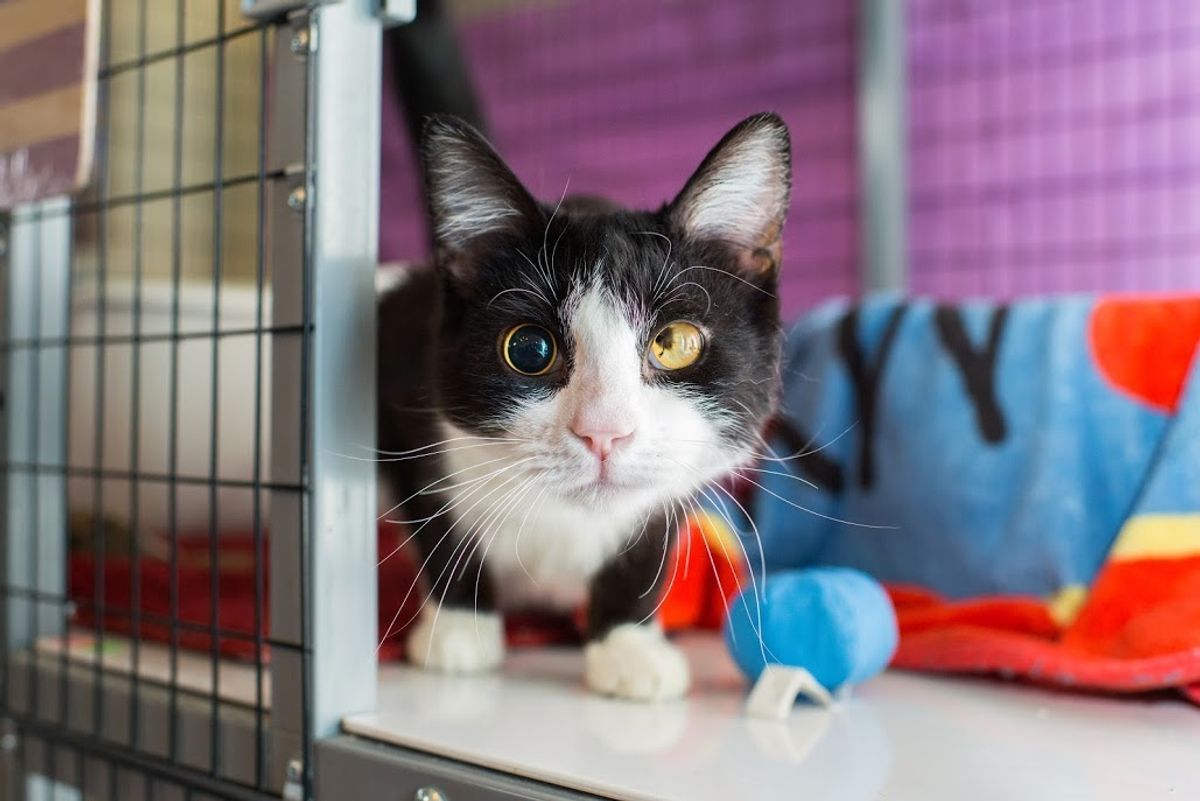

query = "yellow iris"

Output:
[[649, 321, 704, 370]]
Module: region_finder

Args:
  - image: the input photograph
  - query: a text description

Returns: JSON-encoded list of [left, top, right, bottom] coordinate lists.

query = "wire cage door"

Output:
[[0, 1, 380, 799]]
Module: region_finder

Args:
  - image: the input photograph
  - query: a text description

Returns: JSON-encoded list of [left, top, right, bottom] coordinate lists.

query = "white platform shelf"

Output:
[[344, 633, 1200, 801]]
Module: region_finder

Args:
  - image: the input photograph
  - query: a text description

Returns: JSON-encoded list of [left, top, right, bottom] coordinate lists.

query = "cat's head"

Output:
[[421, 113, 790, 518]]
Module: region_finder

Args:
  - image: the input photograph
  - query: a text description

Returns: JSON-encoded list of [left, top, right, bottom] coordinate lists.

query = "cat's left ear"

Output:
[[668, 113, 791, 275]]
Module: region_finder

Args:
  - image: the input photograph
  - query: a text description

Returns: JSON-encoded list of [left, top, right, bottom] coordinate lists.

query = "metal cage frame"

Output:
[[0, 1, 383, 798]]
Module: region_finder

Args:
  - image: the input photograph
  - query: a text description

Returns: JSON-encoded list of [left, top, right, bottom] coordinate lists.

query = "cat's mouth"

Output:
[[559, 473, 650, 507], [590, 475, 642, 491]]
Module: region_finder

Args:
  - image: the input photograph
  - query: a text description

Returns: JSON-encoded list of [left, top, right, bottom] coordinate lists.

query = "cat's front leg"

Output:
[[407, 604, 504, 674], [405, 520, 505, 674], [584, 519, 690, 701]]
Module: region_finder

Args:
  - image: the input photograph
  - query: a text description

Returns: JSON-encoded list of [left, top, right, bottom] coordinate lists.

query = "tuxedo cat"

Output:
[[377, 113, 791, 700]]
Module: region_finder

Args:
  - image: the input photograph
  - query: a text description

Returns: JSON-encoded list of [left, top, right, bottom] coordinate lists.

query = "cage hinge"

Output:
[[282, 757, 305, 801]]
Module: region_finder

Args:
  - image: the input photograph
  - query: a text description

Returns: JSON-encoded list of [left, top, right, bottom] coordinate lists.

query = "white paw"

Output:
[[584, 624, 691, 701], [406, 608, 504, 674]]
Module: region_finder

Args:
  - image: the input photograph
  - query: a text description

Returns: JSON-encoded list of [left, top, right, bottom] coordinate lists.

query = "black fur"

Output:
[[378, 113, 791, 642]]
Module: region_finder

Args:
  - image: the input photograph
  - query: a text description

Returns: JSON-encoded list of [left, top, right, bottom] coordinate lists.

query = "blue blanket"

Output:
[[751, 294, 1193, 599]]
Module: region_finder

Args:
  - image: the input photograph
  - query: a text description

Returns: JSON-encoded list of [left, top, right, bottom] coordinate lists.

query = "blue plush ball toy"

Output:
[[724, 567, 899, 691]]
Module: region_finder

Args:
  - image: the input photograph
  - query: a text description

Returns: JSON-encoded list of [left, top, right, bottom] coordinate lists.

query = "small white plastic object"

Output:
[[745, 664, 835, 720]]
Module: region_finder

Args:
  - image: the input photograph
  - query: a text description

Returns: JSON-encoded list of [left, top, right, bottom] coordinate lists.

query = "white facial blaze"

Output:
[[558, 287, 642, 447]]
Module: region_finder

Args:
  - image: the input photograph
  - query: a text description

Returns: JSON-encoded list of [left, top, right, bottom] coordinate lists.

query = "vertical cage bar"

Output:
[[858, 0, 908, 292], [127, 0, 150, 753], [208, 0, 229, 779], [267, 0, 380, 787], [267, 13, 310, 789], [0, 211, 7, 728], [304, 0, 380, 740], [57, 202, 75, 744], [166, 0, 187, 765], [25, 206, 42, 730], [91, 0, 114, 741], [251, 23, 270, 793], [2, 201, 72, 683]]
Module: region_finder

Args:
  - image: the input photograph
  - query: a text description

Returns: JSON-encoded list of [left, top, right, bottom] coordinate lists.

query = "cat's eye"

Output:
[[502, 324, 558, 376], [649, 321, 705, 371]]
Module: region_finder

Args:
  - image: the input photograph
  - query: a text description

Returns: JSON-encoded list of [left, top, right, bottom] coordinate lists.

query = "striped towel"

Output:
[[0, 0, 99, 209]]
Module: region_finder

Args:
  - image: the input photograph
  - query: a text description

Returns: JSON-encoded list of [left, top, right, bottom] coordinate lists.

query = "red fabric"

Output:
[[68, 519, 1200, 706], [68, 517, 744, 665], [1061, 556, 1200, 657], [69, 536, 267, 660], [659, 518, 746, 632], [68, 524, 583, 666], [885, 570, 1200, 703], [889, 585, 1060, 639], [1089, 297, 1200, 413], [893, 625, 1200, 694]]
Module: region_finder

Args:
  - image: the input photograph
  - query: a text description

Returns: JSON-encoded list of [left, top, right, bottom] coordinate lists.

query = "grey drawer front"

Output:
[[316, 735, 611, 801]]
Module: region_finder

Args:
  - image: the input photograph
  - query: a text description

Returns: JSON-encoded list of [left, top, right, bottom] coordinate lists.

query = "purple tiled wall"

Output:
[[908, 0, 1200, 298], [380, 0, 860, 320], [381, 0, 1200, 313]]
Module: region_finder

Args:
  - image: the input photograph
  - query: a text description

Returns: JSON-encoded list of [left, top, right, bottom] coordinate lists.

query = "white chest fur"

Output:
[[439, 433, 645, 611], [456, 481, 638, 611]]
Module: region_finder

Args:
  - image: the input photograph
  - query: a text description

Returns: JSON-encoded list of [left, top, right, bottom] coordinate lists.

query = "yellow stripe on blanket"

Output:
[[1047, 584, 1089, 627], [1109, 514, 1200, 561]]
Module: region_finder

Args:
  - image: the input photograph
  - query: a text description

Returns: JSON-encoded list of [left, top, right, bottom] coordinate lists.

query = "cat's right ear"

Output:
[[420, 116, 539, 275], [668, 113, 791, 276]]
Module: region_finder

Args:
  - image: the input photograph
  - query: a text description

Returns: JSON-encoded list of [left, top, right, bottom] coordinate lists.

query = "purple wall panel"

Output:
[[908, 0, 1200, 298], [382, 0, 1200, 314], [380, 0, 860, 320]]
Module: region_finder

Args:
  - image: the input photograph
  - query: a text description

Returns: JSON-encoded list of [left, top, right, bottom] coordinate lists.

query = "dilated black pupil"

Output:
[[508, 327, 553, 373]]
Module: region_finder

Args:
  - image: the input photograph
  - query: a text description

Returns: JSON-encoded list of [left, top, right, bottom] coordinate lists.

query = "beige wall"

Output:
[[82, 0, 262, 288]]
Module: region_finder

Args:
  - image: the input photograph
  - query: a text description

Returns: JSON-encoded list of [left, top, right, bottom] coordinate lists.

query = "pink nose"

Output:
[[572, 425, 635, 461]]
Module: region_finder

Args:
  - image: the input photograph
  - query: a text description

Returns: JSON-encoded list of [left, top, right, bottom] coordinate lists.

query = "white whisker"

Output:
[[333, 439, 527, 464], [514, 484, 550, 586], [737, 464, 817, 489], [382, 469, 531, 652], [377, 453, 522, 521], [638, 501, 687, 623], [638, 508, 674, 600], [737, 472, 897, 530], [673, 263, 775, 298], [489, 286, 552, 307], [378, 457, 533, 568], [358, 434, 528, 458], [659, 280, 713, 315], [758, 420, 858, 463]]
